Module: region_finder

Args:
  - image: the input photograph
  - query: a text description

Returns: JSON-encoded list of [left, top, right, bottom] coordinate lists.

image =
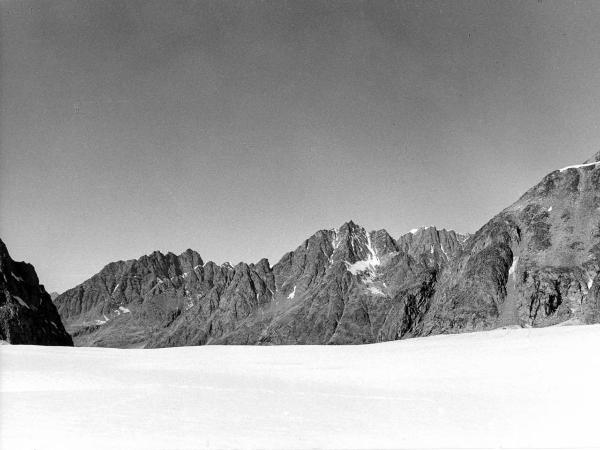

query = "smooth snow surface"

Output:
[[2, 326, 600, 450]]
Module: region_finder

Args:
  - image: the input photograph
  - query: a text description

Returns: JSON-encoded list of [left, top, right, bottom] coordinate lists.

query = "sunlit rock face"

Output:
[[55, 153, 600, 348], [423, 152, 600, 335]]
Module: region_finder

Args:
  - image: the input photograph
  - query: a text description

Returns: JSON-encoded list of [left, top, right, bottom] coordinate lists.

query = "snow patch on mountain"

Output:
[[10, 272, 23, 282], [440, 244, 448, 259], [95, 314, 110, 325], [288, 286, 296, 300], [559, 161, 600, 172], [344, 227, 381, 278], [367, 286, 384, 296], [330, 228, 340, 250], [346, 260, 374, 275], [509, 257, 519, 278], [12, 296, 28, 308], [409, 226, 432, 234]]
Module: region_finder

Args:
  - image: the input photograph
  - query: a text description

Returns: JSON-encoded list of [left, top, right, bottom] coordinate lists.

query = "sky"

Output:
[[2, 0, 600, 293]]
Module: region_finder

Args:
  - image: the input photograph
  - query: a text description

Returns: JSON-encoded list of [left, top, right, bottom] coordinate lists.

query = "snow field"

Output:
[[2, 325, 600, 449]]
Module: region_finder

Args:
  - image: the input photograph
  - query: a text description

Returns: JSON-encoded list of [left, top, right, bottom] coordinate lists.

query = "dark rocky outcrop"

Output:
[[0, 239, 73, 345], [54, 153, 600, 347]]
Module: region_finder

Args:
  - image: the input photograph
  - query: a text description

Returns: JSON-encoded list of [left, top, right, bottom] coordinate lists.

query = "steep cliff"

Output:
[[0, 239, 73, 345]]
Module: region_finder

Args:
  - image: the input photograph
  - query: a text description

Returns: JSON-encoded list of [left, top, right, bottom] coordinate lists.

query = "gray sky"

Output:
[[2, 0, 600, 292]]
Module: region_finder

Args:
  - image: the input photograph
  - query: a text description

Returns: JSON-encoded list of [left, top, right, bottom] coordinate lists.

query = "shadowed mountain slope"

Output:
[[0, 239, 73, 345]]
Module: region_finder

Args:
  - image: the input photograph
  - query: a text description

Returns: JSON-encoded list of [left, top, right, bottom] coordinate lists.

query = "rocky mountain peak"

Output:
[[326, 221, 400, 269], [397, 226, 465, 262], [510, 151, 600, 223], [177, 249, 203, 272], [584, 150, 600, 164], [369, 229, 398, 256], [0, 239, 10, 260], [338, 219, 359, 230], [0, 238, 73, 345]]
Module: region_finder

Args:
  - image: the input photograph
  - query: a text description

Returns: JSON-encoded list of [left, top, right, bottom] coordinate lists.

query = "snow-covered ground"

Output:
[[2, 325, 600, 450]]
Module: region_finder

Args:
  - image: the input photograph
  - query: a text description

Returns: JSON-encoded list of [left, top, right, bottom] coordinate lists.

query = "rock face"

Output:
[[419, 152, 600, 335], [55, 222, 464, 347], [54, 153, 600, 348], [0, 239, 73, 345]]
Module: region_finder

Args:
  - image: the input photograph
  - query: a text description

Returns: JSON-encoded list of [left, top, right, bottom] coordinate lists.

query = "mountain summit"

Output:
[[54, 152, 600, 347]]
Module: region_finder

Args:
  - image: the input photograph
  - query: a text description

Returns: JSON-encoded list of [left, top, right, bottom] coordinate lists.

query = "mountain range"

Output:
[[2, 152, 600, 346]]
